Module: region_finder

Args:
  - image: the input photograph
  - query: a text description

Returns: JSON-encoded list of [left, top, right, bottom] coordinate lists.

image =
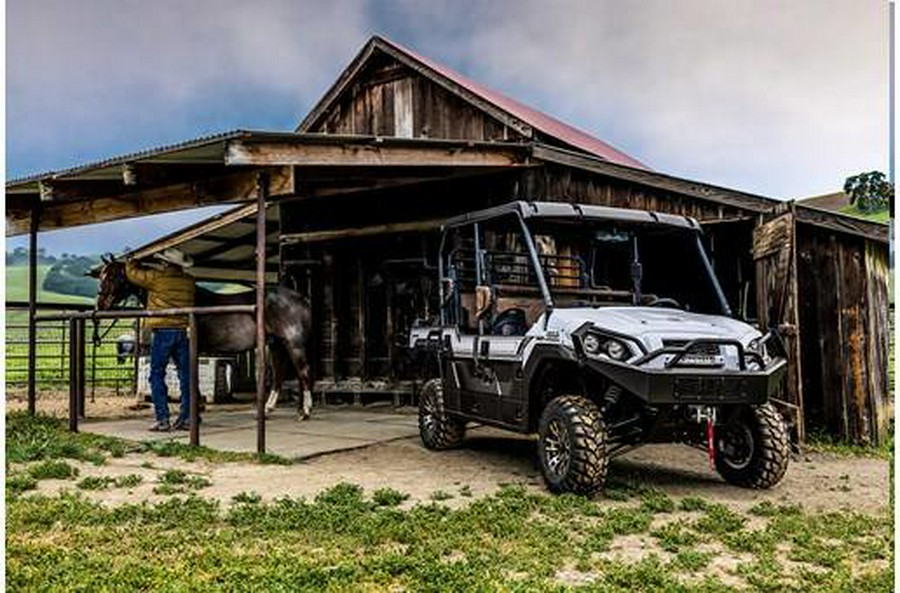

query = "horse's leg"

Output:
[[264, 343, 286, 416], [283, 343, 311, 420]]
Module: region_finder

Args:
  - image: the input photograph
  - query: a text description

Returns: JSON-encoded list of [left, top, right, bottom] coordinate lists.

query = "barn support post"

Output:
[[255, 172, 270, 454], [189, 313, 200, 447], [27, 206, 40, 415]]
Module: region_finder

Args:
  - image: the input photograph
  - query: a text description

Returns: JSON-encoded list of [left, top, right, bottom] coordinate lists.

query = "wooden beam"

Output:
[[6, 166, 293, 236], [127, 203, 260, 260], [191, 229, 278, 261], [532, 143, 778, 214], [188, 267, 279, 282], [282, 218, 444, 244], [225, 140, 523, 168]]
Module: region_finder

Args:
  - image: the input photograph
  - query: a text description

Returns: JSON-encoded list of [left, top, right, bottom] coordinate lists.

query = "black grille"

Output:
[[662, 340, 721, 356], [673, 376, 751, 401]]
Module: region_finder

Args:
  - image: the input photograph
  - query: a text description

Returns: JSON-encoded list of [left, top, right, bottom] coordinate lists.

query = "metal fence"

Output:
[[5, 302, 139, 395]]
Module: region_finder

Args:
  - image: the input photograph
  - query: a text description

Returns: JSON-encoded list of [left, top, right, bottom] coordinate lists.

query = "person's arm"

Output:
[[124, 260, 161, 289]]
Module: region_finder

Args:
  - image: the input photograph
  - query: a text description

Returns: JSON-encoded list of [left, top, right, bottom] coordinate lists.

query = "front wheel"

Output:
[[537, 395, 608, 495], [418, 378, 465, 450], [714, 404, 789, 489]]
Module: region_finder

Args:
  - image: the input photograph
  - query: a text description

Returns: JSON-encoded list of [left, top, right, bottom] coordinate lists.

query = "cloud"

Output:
[[6, 0, 889, 255], [8, 0, 370, 175], [455, 0, 889, 197]]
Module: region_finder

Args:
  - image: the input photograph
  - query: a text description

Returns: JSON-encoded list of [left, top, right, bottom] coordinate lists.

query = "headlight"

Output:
[[582, 333, 601, 355], [605, 339, 628, 361], [580, 332, 632, 361]]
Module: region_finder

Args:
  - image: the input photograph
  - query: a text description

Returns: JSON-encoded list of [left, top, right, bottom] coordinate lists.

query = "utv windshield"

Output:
[[523, 219, 728, 315]]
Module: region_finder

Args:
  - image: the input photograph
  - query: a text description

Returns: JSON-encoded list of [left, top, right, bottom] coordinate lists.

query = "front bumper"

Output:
[[573, 328, 788, 405], [585, 356, 787, 405]]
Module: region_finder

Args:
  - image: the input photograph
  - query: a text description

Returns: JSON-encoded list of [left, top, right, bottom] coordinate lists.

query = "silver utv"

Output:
[[410, 201, 790, 494]]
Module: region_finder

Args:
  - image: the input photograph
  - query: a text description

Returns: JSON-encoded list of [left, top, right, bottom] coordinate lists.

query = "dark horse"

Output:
[[94, 256, 313, 419]]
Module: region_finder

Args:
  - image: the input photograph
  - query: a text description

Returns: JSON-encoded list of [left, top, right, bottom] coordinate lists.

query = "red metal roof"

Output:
[[379, 37, 649, 170]]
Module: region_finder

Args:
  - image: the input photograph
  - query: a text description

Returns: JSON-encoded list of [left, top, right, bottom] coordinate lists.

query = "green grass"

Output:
[[6, 412, 292, 469], [6, 484, 892, 591], [838, 204, 891, 223], [806, 427, 893, 460], [5, 412, 893, 591]]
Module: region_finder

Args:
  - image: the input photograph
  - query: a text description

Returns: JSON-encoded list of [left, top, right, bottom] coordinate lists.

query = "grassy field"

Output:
[[838, 205, 891, 224], [5, 264, 95, 305], [5, 413, 893, 592], [5, 265, 131, 388]]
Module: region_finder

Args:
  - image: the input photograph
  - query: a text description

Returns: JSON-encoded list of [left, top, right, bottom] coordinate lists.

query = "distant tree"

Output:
[[844, 171, 893, 213], [42, 255, 101, 298]]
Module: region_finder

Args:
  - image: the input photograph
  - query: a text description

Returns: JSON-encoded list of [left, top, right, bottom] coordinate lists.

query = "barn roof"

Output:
[[125, 202, 280, 283], [298, 36, 648, 170]]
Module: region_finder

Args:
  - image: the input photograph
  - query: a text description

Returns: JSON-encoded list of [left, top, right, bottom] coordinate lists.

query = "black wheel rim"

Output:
[[718, 422, 754, 470], [543, 418, 571, 478], [421, 391, 438, 435]]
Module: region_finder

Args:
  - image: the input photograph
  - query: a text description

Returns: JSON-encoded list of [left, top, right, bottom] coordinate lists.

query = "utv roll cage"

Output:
[[436, 200, 733, 327]]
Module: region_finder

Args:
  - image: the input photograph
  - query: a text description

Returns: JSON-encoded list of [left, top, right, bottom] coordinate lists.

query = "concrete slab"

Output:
[[79, 405, 421, 460]]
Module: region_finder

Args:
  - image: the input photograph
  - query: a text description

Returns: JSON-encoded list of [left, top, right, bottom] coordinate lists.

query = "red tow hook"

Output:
[[692, 406, 718, 470]]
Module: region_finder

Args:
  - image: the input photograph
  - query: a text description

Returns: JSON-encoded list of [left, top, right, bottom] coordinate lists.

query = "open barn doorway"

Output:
[[700, 219, 756, 322]]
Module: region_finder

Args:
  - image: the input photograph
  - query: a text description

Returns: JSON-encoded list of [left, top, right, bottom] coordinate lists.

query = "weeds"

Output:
[[114, 474, 143, 489], [77, 476, 115, 490], [372, 487, 409, 507], [153, 470, 211, 495], [232, 491, 262, 505], [7, 473, 37, 496], [28, 460, 78, 480]]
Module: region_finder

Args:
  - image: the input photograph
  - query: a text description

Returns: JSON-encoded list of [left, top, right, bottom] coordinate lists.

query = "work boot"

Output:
[[149, 420, 171, 432], [173, 417, 200, 431]]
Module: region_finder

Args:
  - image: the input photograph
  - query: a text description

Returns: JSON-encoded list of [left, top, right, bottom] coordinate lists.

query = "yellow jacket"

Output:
[[125, 261, 196, 330]]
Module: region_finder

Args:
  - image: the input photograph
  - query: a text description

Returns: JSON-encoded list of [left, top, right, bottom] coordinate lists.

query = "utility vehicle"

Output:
[[409, 201, 790, 494]]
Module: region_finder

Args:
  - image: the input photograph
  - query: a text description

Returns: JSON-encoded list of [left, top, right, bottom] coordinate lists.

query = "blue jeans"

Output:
[[149, 328, 191, 423]]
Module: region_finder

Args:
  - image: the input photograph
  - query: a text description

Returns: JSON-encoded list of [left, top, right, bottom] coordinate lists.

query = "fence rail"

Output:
[[6, 304, 138, 394]]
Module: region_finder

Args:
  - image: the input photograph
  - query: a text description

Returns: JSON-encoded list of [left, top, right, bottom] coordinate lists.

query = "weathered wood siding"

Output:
[[309, 59, 519, 142], [796, 224, 890, 445], [753, 208, 803, 441]]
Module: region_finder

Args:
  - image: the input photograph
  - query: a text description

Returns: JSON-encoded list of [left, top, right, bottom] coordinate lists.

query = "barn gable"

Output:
[[298, 36, 648, 169]]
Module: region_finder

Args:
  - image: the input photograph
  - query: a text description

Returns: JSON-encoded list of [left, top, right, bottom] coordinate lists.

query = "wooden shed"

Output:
[[7, 36, 890, 446], [279, 36, 891, 445]]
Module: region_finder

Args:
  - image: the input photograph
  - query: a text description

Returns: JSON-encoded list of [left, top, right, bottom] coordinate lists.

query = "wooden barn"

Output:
[[7, 36, 890, 446]]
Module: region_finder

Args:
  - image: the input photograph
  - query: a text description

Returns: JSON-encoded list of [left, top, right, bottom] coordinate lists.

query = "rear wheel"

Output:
[[418, 378, 465, 450], [537, 395, 608, 495], [714, 403, 789, 489]]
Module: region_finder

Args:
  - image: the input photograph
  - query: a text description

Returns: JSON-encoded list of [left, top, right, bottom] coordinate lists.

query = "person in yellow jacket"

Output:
[[125, 248, 196, 431]]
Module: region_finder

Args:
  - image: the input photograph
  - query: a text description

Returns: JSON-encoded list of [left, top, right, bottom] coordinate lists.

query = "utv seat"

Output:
[[491, 308, 528, 336]]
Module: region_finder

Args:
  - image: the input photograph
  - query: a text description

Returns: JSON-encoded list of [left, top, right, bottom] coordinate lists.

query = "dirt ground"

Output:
[[21, 425, 890, 515], [6, 390, 151, 418], [9, 390, 890, 513]]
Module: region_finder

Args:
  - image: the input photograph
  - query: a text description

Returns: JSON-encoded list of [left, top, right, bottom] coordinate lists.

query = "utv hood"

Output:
[[534, 306, 762, 351]]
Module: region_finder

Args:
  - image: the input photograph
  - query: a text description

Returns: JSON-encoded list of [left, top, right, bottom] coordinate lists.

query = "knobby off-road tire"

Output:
[[418, 378, 465, 450], [537, 395, 608, 495], [714, 403, 789, 489]]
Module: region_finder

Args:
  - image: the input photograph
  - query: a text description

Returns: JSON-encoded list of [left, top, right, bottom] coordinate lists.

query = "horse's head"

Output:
[[94, 254, 132, 310]]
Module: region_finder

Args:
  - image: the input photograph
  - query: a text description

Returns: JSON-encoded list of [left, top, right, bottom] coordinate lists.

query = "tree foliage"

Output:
[[843, 171, 893, 213], [42, 255, 100, 298]]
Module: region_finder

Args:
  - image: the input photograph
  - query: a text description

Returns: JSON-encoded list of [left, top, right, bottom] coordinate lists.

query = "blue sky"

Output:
[[6, 0, 890, 254]]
